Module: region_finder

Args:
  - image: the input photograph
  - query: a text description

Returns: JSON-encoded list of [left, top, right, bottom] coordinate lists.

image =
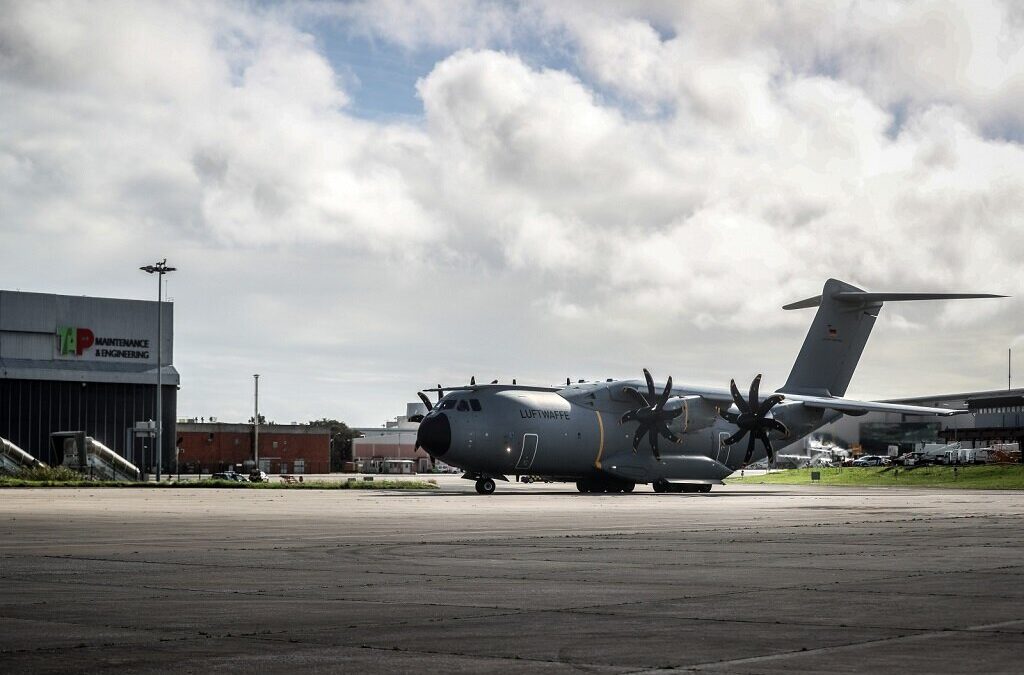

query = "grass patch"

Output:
[[0, 476, 439, 490], [727, 465, 1024, 489]]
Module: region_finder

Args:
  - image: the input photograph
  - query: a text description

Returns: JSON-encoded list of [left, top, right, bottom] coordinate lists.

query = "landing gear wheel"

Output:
[[622, 483, 635, 493], [653, 479, 669, 493], [475, 478, 496, 495], [576, 480, 589, 493], [698, 484, 712, 493]]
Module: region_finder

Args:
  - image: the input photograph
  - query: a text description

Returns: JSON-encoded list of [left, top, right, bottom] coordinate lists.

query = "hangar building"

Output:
[[0, 290, 177, 470]]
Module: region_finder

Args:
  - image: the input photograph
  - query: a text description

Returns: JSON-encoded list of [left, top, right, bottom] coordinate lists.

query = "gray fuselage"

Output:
[[416, 380, 833, 486]]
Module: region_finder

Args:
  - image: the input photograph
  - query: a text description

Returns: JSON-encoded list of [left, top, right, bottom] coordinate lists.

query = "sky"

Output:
[[3, 0, 1024, 427]]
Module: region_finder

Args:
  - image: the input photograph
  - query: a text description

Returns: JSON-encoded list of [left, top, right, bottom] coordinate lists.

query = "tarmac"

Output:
[[2, 478, 1023, 673]]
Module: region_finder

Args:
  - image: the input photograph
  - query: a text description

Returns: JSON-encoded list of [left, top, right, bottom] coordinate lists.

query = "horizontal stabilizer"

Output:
[[783, 393, 964, 417], [784, 291, 1005, 310]]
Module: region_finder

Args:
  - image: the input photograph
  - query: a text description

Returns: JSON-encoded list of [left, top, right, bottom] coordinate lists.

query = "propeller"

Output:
[[409, 391, 433, 423], [719, 374, 788, 464], [411, 390, 437, 467], [618, 368, 684, 460]]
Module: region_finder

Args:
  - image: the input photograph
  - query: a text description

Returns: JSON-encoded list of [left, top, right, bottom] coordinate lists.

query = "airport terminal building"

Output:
[[0, 290, 178, 470]]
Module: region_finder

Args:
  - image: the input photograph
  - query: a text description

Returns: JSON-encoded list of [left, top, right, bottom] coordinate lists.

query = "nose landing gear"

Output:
[[475, 478, 496, 495]]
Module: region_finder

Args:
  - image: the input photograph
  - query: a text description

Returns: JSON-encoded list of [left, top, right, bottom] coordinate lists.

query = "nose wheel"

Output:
[[475, 478, 496, 495]]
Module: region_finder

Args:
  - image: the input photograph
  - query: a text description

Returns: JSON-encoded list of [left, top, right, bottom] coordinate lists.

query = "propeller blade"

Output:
[[749, 374, 761, 413], [744, 433, 757, 464], [643, 368, 656, 401], [758, 394, 784, 415], [470, 376, 475, 385], [436, 385, 442, 402], [720, 409, 739, 423], [763, 417, 789, 436], [409, 414, 424, 423], [730, 379, 749, 413], [632, 425, 648, 451], [567, 377, 571, 386], [649, 427, 660, 460], [655, 375, 673, 412], [622, 386, 649, 408], [619, 410, 637, 425], [490, 379, 498, 384], [760, 432, 775, 462], [724, 429, 747, 445], [658, 422, 680, 444], [417, 392, 433, 411]]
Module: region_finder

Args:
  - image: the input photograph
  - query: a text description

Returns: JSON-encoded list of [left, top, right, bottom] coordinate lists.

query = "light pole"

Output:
[[140, 259, 175, 481], [253, 374, 260, 469]]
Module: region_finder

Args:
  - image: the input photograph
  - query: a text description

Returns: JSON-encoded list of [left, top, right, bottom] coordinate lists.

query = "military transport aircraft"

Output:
[[412, 278, 1004, 494]]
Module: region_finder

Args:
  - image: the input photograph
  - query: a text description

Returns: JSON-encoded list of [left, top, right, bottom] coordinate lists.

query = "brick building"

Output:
[[176, 422, 329, 474]]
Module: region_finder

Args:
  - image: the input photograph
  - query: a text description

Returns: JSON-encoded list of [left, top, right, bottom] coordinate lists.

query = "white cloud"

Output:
[[2, 0, 1023, 424]]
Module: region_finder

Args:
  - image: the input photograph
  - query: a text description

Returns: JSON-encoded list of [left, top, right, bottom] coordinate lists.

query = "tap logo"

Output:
[[57, 326, 95, 356], [56, 325, 150, 359]]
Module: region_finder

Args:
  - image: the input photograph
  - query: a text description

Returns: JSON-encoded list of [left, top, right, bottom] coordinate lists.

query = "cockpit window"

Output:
[[456, 400, 469, 411], [470, 399, 482, 411], [439, 399, 456, 410]]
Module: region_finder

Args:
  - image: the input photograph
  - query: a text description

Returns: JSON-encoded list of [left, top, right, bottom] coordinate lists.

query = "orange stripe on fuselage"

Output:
[[594, 410, 605, 469]]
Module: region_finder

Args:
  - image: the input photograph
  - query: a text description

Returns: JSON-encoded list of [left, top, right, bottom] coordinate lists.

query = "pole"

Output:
[[1009, 348, 1012, 391], [156, 272, 162, 481], [140, 259, 175, 480], [254, 374, 260, 468]]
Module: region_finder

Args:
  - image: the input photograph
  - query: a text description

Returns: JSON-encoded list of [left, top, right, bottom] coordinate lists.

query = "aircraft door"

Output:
[[716, 432, 732, 465], [515, 433, 539, 470]]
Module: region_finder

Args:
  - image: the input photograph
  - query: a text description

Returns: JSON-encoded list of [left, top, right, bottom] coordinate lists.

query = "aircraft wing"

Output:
[[655, 385, 963, 416], [781, 394, 964, 416]]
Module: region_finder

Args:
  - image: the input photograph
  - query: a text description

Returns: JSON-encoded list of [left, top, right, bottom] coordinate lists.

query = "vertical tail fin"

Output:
[[779, 279, 1004, 397]]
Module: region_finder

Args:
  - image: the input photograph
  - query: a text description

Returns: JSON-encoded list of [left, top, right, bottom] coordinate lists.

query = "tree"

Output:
[[308, 418, 361, 472]]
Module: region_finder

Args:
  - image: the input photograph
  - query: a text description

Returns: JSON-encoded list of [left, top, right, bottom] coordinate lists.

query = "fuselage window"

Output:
[[470, 399, 482, 411], [457, 400, 470, 411], [439, 400, 456, 410]]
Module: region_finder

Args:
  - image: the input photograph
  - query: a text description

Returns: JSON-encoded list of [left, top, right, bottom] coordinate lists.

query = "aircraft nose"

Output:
[[416, 412, 451, 457]]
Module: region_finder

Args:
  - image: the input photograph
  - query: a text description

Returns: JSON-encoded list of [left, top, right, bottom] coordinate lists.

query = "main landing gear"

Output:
[[653, 479, 712, 493], [475, 478, 496, 495], [575, 476, 636, 493]]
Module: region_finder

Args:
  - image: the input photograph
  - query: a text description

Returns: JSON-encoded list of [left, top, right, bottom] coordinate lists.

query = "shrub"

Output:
[[15, 465, 83, 482]]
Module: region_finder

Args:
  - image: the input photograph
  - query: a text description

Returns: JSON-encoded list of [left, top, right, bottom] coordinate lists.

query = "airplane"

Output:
[[412, 278, 1005, 494]]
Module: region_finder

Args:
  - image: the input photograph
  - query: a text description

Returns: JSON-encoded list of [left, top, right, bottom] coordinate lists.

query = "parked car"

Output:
[[852, 455, 884, 467], [249, 469, 269, 483], [211, 471, 248, 482]]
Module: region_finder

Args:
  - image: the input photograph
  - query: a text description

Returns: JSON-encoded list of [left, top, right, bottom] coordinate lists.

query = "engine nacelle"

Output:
[[665, 395, 719, 435]]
